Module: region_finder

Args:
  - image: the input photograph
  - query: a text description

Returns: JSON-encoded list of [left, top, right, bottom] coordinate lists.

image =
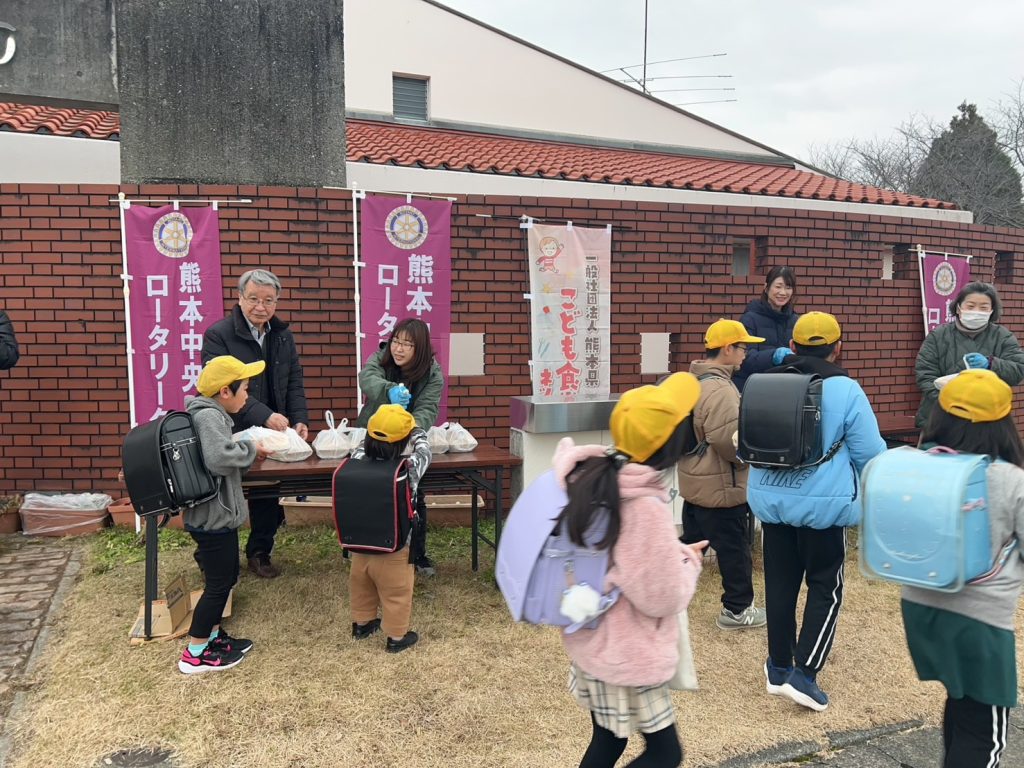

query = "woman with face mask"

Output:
[[914, 281, 1024, 429]]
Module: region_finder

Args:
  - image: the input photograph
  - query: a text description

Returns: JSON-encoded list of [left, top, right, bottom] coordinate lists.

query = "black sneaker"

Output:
[[209, 629, 253, 655], [414, 555, 436, 577], [385, 631, 419, 653], [178, 644, 245, 675], [352, 618, 382, 639]]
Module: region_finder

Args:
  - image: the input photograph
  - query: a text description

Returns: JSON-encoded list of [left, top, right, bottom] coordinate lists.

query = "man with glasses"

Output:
[[202, 269, 308, 578], [678, 319, 768, 630]]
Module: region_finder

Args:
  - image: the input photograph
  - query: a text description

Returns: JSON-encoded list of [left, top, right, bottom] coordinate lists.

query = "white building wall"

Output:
[[344, 0, 778, 158], [0, 133, 120, 184]]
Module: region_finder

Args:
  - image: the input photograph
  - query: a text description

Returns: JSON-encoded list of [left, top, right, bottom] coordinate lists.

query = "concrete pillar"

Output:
[[115, 0, 345, 186]]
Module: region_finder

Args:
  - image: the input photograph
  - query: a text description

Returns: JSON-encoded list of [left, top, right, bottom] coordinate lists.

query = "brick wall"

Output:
[[3, 183, 1024, 497]]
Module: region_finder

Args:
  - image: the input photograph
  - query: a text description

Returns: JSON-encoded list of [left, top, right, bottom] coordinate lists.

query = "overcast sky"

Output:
[[438, 0, 1024, 161]]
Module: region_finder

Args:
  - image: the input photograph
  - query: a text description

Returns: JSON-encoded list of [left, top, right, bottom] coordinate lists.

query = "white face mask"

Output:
[[959, 310, 992, 330]]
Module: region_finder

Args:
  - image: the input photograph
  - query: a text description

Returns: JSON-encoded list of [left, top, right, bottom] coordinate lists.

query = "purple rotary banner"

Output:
[[359, 195, 452, 425], [123, 204, 224, 425], [918, 251, 971, 335]]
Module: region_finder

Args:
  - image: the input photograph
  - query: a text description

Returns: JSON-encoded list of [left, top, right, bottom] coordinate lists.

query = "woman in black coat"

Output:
[[734, 266, 799, 391], [0, 308, 19, 370]]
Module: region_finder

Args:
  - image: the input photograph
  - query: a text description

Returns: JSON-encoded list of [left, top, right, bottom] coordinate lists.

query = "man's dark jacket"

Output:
[[0, 309, 19, 370], [201, 305, 308, 430]]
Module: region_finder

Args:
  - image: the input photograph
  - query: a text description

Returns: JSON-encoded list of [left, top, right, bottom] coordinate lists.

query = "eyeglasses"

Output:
[[241, 296, 278, 308], [734, 344, 748, 352], [390, 338, 415, 350]]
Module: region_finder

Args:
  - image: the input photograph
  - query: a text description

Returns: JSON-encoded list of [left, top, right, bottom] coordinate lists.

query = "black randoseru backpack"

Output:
[[332, 457, 415, 554], [122, 411, 219, 516], [738, 372, 841, 469]]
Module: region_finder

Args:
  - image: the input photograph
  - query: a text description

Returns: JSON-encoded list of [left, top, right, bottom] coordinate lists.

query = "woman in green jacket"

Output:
[[915, 282, 1024, 429], [357, 318, 445, 574]]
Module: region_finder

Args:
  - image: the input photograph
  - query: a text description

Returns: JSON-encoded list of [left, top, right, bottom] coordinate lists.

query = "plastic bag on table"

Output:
[[312, 411, 351, 459], [427, 425, 450, 454], [235, 426, 312, 462], [445, 422, 478, 453]]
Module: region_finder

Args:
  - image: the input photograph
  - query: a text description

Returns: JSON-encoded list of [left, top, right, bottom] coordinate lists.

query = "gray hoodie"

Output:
[[184, 395, 258, 532], [902, 461, 1024, 631]]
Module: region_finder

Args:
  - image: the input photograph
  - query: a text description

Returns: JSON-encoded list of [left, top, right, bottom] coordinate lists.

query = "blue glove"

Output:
[[388, 384, 411, 407], [964, 353, 990, 370], [772, 347, 794, 365]]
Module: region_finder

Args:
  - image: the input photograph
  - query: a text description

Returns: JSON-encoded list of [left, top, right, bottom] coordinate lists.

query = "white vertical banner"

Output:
[[526, 223, 611, 402]]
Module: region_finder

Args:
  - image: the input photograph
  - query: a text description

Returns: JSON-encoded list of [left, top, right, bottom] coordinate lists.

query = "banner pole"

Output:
[[352, 187, 367, 407], [118, 194, 138, 430], [916, 245, 929, 336]]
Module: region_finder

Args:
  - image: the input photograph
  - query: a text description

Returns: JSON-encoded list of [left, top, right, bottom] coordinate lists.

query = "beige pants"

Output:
[[349, 547, 415, 638]]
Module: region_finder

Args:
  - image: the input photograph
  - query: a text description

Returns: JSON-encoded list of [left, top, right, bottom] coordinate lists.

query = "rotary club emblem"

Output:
[[932, 261, 957, 297], [385, 205, 429, 250], [153, 212, 193, 259]]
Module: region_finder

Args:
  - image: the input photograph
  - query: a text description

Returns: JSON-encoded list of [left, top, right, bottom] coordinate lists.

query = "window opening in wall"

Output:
[[996, 251, 1016, 280], [891, 243, 915, 280], [393, 75, 429, 123], [731, 239, 751, 276]]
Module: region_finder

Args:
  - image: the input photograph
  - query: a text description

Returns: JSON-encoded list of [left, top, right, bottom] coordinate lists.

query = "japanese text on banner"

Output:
[[123, 205, 224, 425], [527, 223, 611, 402]]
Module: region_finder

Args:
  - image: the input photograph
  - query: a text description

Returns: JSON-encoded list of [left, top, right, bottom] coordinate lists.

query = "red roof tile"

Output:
[[0, 102, 119, 140], [0, 103, 953, 209]]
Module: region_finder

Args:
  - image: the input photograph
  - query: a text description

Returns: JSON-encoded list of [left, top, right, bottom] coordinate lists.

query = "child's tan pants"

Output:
[[349, 547, 415, 638]]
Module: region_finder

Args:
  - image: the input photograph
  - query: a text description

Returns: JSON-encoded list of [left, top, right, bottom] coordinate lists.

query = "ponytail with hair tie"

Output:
[[604, 446, 630, 471]]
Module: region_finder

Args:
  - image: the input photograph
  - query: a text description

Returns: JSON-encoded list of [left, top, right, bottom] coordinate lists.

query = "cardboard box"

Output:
[[128, 573, 233, 644], [426, 494, 484, 527], [281, 496, 334, 526]]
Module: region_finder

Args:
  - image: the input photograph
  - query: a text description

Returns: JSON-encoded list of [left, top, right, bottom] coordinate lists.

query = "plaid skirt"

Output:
[[569, 663, 676, 739]]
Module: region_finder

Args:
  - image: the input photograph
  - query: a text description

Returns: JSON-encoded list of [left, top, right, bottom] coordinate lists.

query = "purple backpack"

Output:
[[496, 470, 620, 633]]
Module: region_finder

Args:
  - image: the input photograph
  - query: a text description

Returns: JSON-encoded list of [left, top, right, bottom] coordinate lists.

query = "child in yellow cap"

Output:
[[903, 368, 1023, 768], [554, 373, 708, 766], [344, 404, 432, 652], [178, 355, 270, 674]]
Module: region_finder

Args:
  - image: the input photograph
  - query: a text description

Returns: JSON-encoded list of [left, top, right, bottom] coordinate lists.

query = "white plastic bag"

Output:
[[235, 426, 312, 462], [427, 425, 450, 454], [667, 609, 698, 691], [446, 422, 478, 453], [312, 411, 351, 459]]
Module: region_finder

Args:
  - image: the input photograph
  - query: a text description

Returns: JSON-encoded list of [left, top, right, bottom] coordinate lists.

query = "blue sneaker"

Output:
[[781, 667, 829, 712], [764, 658, 793, 696]]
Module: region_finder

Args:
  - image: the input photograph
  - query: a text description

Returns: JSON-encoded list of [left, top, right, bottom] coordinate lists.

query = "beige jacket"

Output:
[[676, 360, 748, 508]]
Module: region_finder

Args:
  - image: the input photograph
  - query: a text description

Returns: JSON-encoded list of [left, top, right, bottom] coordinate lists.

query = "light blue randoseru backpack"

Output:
[[496, 470, 621, 633], [860, 446, 1013, 592]]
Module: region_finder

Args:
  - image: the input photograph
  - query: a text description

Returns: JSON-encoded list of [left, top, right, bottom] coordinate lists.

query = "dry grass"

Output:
[[5, 526, 1021, 768]]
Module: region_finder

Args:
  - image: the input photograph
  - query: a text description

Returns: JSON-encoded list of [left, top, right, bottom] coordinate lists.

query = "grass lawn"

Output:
[[5, 523, 1015, 767]]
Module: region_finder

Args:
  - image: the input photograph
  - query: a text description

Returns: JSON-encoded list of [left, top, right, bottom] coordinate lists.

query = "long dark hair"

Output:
[[922, 407, 1024, 467], [380, 318, 435, 385], [761, 265, 797, 310], [364, 433, 411, 461], [557, 421, 690, 551]]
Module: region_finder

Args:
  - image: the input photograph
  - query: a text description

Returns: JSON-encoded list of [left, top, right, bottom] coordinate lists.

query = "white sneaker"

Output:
[[716, 605, 767, 630]]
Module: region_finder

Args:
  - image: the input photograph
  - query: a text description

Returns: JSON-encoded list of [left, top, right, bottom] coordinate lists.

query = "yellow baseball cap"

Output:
[[197, 356, 266, 397], [793, 311, 842, 346], [704, 319, 765, 349], [610, 372, 701, 462], [367, 404, 416, 443], [939, 369, 1012, 423]]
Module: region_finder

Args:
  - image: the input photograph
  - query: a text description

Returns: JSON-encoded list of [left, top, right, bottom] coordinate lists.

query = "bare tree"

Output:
[[807, 105, 1024, 226]]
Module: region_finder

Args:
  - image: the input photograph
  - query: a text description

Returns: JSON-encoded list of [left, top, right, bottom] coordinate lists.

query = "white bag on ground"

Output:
[[445, 422, 478, 453], [667, 609, 698, 691], [312, 411, 351, 459], [235, 426, 312, 462], [427, 425, 450, 454]]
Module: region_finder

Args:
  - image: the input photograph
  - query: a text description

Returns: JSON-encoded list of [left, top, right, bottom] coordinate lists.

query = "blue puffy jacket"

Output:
[[734, 299, 798, 391], [747, 357, 886, 529]]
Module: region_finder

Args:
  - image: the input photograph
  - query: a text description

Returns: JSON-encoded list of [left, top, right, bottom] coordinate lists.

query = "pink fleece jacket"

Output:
[[556, 438, 703, 687]]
